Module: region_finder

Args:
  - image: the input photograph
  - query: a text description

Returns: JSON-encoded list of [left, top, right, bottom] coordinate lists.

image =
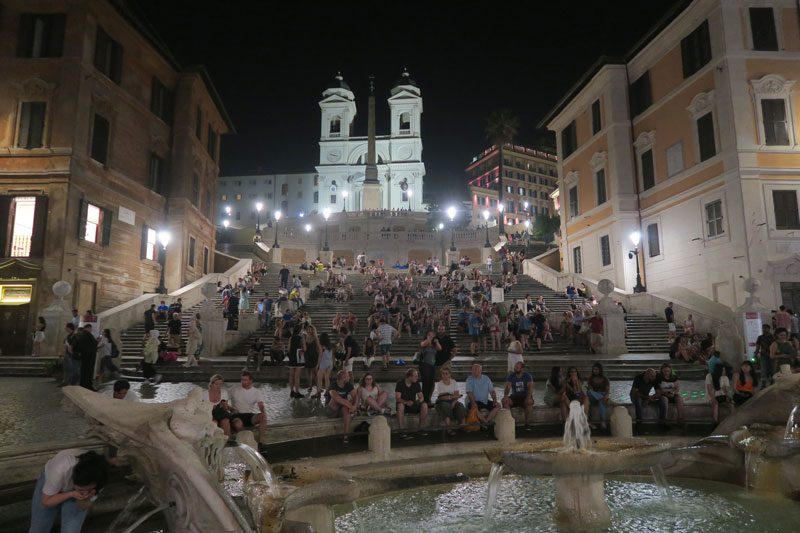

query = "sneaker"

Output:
[[153, 374, 162, 384]]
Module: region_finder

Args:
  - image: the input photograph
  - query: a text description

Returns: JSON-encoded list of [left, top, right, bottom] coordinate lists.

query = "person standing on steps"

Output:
[[167, 313, 182, 349], [376, 317, 398, 371], [418, 329, 441, 405], [279, 265, 290, 290], [32, 317, 46, 357], [143, 304, 156, 334], [287, 324, 306, 398], [76, 325, 98, 391], [665, 302, 676, 340]]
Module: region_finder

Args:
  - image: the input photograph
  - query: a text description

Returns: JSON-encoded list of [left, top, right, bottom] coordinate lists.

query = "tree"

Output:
[[530, 214, 561, 243], [485, 110, 520, 236]]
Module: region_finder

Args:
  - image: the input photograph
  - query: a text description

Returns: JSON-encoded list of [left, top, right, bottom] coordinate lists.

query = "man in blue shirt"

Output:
[[467, 309, 484, 355], [465, 364, 500, 424], [502, 361, 534, 427]]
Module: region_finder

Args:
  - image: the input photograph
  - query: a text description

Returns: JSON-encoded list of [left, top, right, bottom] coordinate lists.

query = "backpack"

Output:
[[464, 403, 481, 432], [110, 340, 120, 358]]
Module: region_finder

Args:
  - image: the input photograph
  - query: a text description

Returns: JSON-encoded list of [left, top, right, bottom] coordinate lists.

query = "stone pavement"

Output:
[[0, 376, 709, 451]]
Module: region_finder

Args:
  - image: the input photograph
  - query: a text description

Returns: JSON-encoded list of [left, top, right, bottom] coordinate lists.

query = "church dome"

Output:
[[393, 68, 417, 89], [326, 71, 351, 91]]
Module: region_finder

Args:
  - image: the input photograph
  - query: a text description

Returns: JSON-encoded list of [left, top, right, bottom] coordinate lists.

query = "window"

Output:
[[591, 99, 602, 135], [402, 191, 409, 202], [647, 223, 660, 257], [561, 121, 577, 158], [506, 185, 513, 193], [399, 112, 411, 132], [568, 186, 578, 219], [90, 114, 110, 165], [297, 191, 303, 199], [641, 149, 655, 190], [234, 194, 242, 201], [203, 247, 209, 274], [8, 197, 35, 257], [17, 13, 65, 58], [518, 187, 525, 195], [705, 199, 724, 238], [267, 193, 273, 199], [220, 194, 228, 201], [330, 194, 336, 204], [195, 107, 202, 139], [16, 101, 46, 149], [697, 113, 716, 161], [314, 175, 319, 186], [150, 77, 172, 123], [573, 246, 582, 274], [148, 153, 167, 194], [281, 200, 288, 211], [750, 8, 778, 51], [507, 201, 515, 213], [666, 142, 684, 177], [235, 211, 241, 220], [191, 174, 200, 206], [281, 183, 288, 195], [600, 235, 611, 267], [773, 190, 800, 230], [207, 126, 217, 161], [761, 99, 789, 146], [204, 189, 212, 218], [94, 27, 123, 84], [681, 20, 711, 78], [313, 191, 319, 203], [630, 72, 652, 116], [330, 116, 341, 135], [79, 201, 112, 245], [142, 226, 157, 260], [187, 237, 196, 267], [595, 168, 607, 205]]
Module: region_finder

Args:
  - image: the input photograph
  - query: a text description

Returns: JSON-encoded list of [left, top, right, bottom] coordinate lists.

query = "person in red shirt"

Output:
[[588, 312, 604, 354]]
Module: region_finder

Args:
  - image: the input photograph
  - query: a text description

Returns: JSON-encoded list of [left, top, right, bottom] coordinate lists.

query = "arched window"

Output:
[[399, 112, 411, 132], [329, 115, 341, 135]]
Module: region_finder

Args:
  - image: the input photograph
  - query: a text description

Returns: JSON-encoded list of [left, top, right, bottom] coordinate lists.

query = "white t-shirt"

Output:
[[103, 389, 141, 402], [229, 385, 262, 413], [434, 380, 459, 401], [43, 449, 86, 496], [201, 388, 229, 407], [705, 374, 730, 398]]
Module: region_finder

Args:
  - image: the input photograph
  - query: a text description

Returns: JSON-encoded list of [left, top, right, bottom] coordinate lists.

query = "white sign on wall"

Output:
[[118, 206, 136, 226], [743, 311, 762, 359], [491, 287, 504, 303]]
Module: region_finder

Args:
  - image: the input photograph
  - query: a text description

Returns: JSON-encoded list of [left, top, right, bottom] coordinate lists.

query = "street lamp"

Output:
[[255, 202, 263, 237], [407, 189, 413, 210], [482, 209, 491, 248], [447, 206, 457, 251], [156, 230, 171, 294], [437, 223, 444, 230], [498, 203, 505, 235], [305, 223, 312, 233], [322, 208, 331, 251], [222, 219, 229, 229], [225, 206, 232, 216], [628, 231, 646, 293], [342, 190, 349, 212], [272, 211, 282, 248]]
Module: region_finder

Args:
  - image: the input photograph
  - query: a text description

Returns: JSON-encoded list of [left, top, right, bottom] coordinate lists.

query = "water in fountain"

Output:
[[484, 463, 505, 520], [105, 486, 149, 533], [563, 400, 592, 451], [650, 465, 673, 503]]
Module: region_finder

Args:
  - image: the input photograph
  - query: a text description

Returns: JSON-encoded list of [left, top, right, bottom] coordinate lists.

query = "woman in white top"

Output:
[[434, 368, 466, 434], [357, 373, 390, 415], [507, 340, 524, 373], [202, 374, 232, 436], [705, 364, 732, 423], [683, 314, 695, 335], [32, 316, 46, 357]]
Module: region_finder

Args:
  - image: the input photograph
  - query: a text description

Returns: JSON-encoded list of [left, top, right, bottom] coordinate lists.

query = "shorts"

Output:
[[470, 333, 480, 342], [379, 344, 392, 355], [507, 395, 529, 408], [714, 396, 729, 403], [232, 413, 257, 427], [518, 329, 530, 335], [400, 401, 422, 414], [474, 400, 496, 411]]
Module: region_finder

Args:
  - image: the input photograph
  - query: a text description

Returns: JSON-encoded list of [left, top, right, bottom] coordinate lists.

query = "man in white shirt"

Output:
[[230, 370, 267, 433], [104, 380, 140, 402], [376, 317, 399, 370]]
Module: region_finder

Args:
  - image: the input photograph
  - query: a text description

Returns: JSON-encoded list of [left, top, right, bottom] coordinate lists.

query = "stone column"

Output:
[[39, 281, 73, 357], [494, 409, 516, 444], [480, 246, 493, 266], [319, 249, 333, 266], [445, 249, 459, 268], [596, 279, 626, 355], [610, 406, 633, 438], [368, 415, 391, 459]]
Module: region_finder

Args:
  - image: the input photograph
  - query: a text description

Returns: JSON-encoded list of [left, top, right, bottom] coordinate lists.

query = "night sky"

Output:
[[135, 0, 679, 203]]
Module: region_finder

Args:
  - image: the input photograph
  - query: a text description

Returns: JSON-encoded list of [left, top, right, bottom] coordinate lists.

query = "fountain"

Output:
[[485, 401, 671, 528], [62, 386, 359, 532]]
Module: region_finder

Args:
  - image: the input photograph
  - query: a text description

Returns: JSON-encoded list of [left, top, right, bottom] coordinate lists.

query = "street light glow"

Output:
[[498, 203, 505, 213], [225, 206, 232, 215], [438, 223, 444, 230], [483, 210, 490, 221], [342, 191, 349, 199], [222, 220, 229, 228], [274, 210, 282, 222], [157, 230, 171, 248], [630, 231, 641, 247], [256, 202, 263, 212], [524, 220, 530, 228], [446, 206, 456, 221], [408, 190, 413, 198], [305, 224, 312, 232], [322, 208, 331, 220]]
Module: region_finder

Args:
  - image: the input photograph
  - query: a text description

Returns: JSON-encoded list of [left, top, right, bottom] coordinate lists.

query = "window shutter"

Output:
[[47, 14, 66, 57], [112, 43, 123, 84], [101, 208, 113, 246], [77, 198, 88, 240], [16, 15, 34, 57], [94, 27, 108, 72], [28, 102, 46, 149], [29, 196, 48, 257], [0, 197, 11, 256], [17, 104, 31, 149], [140, 224, 149, 259]]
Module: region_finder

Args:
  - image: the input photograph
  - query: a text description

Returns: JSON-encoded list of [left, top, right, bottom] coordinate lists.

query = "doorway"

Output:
[[0, 304, 30, 355], [781, 282, 800, 312]]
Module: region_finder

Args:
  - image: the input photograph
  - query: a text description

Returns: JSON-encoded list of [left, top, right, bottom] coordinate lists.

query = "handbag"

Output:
[[464, 403, 480, 432]]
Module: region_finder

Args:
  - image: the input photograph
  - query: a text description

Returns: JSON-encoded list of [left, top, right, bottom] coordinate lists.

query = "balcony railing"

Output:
[[10, 235, 31, 257]]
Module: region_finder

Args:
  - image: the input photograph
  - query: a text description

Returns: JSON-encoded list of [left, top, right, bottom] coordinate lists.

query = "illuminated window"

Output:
[[84, 203, 102, 243], [143, 226, 157, 260], [705, 199, 724, 238], [9, 197, 36, 257], [221, 194, 228, 201], [235, 194, 242, 201]]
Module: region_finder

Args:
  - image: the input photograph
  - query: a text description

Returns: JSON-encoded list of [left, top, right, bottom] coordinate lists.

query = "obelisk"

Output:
[[361, 76, 382, 210]]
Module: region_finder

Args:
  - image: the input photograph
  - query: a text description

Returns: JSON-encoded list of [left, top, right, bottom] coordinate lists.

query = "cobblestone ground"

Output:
[[1, 376, 708, 450]]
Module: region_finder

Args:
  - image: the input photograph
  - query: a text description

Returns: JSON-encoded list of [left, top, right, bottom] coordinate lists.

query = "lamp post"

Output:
[[255, 202, 263, 238], [305, 223, 312, 234], [498, 203, 505, 235], [322, 208, 331, 251], [447, 206, 457, 251], [342, 190, 349, 212], [629, 231, 646, 293], [272, 211, 282, 248], [156, 230, 171, 294], [483, 209, 491, 248], [437, 223, 444, 230], [407, 189, 413, 211]]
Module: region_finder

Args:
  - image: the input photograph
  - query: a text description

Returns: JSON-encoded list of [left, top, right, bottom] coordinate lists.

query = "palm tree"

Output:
[[485, 110, 520, 235]]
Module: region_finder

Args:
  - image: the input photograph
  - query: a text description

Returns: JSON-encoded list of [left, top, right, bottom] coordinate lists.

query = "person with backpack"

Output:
[[96, 329, 119, 381]]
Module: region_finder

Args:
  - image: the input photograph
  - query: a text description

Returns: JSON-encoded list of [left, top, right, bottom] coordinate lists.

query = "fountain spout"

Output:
[[563, 400, 592, 451]]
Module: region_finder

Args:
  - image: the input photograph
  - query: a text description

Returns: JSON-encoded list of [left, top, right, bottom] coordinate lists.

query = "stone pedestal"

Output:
[[319, 250, 333, 266], [362, 182, 381, 210], [445, 249, 459, 268], [480, 246, 493, 265], [494, 409, 516, 444], [554, 474, 610, 528], [610, 406, 633, 438], [596, 279, 626, 355], [270, 247, 282, 264], [39, 281, 73, 357], [204, 315, 227, 359], [368, 416, 391, 459]]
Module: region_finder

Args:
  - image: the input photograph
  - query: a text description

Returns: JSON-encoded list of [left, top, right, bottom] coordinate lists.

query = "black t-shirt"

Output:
[[168, 319, 181, 334], [436, 334, 455, 365], [756, 334, 774, 354], [279, 268, 290, 279], [344, 336, 359, 358], [396, 379, 422, 402], [327, 381, 354, 402], [665, 307, 674, 323], [144, 309, 155, 324], [631, 373, 656, 397]]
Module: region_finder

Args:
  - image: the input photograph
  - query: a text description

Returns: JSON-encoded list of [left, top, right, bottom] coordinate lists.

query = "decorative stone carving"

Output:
[[633, 131, 656, 152], [12, 78, 57, 98], [589, 151, 607, 170], [396, 145, 413, 161], [563, 170, 579, 187], [750, 74, 795, 98], [686, 90, 715, 118], [325, 149, 342, 163], [150, 136, 170, 157], [91, 92, 116, 118]]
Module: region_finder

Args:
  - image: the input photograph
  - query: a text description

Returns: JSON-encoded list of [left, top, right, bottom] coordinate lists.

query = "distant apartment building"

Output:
[[542, 0, 800, 311], [217, 173, 318, 225], [0, 0, 233, 355], [465, 144, 558, 228]]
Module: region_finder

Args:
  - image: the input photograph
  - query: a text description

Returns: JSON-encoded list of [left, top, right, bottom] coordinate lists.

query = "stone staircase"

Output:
[[625, 314, 677, 354]]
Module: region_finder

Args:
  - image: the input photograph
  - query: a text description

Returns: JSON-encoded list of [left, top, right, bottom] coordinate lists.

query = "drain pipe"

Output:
[[120, 503, 170, 533], [624, 65, 647, 293]]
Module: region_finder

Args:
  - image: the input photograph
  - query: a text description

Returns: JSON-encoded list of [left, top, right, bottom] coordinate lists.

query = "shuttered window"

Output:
[[91, 114, 110, 164], [78, 200, 112, 246], [647, 223, 660, 258], [595, 168, 607, 205], [681, 20, 711, 78], [697, 113, 716, 161], [561, 121, 577, 158], [150, 77, 173, 124], [641, 149, 655, 190], [591, 100, 602, 135], [600, 235, 611, 266], [94, 27, 123, 83], [0, 196, 48, 258], [573, 246, 582, 274], [568, 186, 578, 219], [188, 237, 196, 267], [750, 8, 778, 51], [629, 72, 652, 117], [17, 14, 65, 58], [17, 102, 46, 149], [773, 191, 800, 230], [141, 225, 158, 260], [761, 99, 789, 146]]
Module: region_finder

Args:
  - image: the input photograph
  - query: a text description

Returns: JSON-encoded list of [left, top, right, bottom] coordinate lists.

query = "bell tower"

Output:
[[319, 72, 356, 141]]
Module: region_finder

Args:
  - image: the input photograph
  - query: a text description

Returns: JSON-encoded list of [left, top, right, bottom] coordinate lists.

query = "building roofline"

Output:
[[466, 143, 557, 171], [537, 0, 695, 129], [183, 65, 237, 133]]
